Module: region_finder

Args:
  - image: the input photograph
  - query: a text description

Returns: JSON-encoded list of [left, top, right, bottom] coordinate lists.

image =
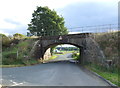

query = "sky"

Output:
[[0, 0, 119, 36], [57, 44, 75, 48]]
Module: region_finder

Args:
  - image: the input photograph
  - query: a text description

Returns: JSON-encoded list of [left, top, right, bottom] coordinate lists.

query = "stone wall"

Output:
[[83, 37, 105, 64]]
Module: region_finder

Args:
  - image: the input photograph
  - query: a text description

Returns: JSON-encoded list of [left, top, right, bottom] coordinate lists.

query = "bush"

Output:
[[2, 59, 24, 65], [0, 34, 11, 47], [13, 33, 26, 39], [11, 39, 20, 44], [72, 52, 80, 60], [3, 52, 17, 59]]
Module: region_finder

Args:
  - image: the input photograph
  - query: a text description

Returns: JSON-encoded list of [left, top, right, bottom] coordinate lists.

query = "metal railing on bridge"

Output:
[[68, 24, 118, 33], [36, 24, 118, 37]]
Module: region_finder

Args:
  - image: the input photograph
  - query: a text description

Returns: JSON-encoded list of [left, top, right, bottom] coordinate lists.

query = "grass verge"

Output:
[[1, 59, 41, 68], [0, 65, 24, 68], [72, 53, 80, 60], [85, 65, 119, 86]]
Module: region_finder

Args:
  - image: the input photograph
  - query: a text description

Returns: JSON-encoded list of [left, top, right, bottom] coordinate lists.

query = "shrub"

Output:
[[0, 33, 11, 47], [13, 33, 26, 39], [72, 52, 80, 60]]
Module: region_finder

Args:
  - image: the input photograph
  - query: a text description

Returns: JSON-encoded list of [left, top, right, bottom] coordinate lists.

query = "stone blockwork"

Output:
[[31, 33, 105, 64], [83, 37, 105, 64]]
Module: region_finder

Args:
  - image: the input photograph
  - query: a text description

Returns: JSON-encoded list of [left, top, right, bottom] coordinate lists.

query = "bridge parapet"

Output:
[[39, 33, 92, 40]]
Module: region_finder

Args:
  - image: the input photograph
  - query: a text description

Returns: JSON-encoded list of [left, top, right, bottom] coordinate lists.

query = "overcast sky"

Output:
[[0, 0, 119, 35]]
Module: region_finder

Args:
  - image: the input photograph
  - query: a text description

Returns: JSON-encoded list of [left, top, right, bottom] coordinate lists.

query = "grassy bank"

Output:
[[93, 31, 119, 66], [92, 31, 119, 86], [1, 37, 41, 67], [72, 51, 119, 86]]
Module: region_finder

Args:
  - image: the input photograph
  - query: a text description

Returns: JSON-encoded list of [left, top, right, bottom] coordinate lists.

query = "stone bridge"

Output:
[[31, 33, 105, 64]]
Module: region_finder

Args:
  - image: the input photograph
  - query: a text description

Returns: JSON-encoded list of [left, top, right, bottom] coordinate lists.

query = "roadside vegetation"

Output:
[[72, 31, 119, 86], [85, 64, 118, 86], [93, 31, 119, 86], [1, 33, 41, 67], [72, 52, 80, 60]]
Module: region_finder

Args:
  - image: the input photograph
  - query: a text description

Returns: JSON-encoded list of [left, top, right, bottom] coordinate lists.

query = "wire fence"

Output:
[[37, 24, 118, 36], [68, 24, 118, 33]]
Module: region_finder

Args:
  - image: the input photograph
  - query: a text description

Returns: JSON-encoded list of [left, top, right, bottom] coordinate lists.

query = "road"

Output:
[[1, 53, 110, 86], [48, 53, 74, 62]]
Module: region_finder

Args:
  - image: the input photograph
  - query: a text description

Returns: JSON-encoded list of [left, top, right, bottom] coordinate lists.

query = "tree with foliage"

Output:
[[13, 33, 25, 39], [27, 6, 68, 36]]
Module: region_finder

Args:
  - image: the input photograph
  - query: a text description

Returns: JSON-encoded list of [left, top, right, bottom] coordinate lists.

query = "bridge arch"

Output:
[[43, 42, 83, 53], [42, 43, 83, 63], [32, 33, 105, 64]]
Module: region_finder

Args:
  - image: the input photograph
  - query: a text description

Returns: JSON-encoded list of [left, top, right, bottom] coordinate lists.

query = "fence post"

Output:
[[17, 50, 18, 59]]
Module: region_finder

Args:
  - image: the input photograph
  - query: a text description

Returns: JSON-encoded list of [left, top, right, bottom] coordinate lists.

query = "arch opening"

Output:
[[42, 43, 84, 63]]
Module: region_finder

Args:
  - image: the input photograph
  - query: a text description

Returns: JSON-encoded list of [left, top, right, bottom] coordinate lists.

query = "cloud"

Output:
[[0, 0, 119, 35], [57, 44, 76, 47], [62, 1, 118, 29], [4, 19, 21, 25], [0, 20, 17, 29], [0, 30, 9, 36], [0, 0, 82, 35]]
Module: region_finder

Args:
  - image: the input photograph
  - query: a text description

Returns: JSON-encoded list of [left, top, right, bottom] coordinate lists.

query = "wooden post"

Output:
[[17, 50, 18, 59]]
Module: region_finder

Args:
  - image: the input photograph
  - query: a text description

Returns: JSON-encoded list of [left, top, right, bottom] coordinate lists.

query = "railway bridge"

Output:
[[32, 33, 104, 64]]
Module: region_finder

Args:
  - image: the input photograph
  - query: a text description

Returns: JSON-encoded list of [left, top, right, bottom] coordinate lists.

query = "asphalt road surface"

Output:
[[1, 53, 110, 86], [48, 53, 74, 62]]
